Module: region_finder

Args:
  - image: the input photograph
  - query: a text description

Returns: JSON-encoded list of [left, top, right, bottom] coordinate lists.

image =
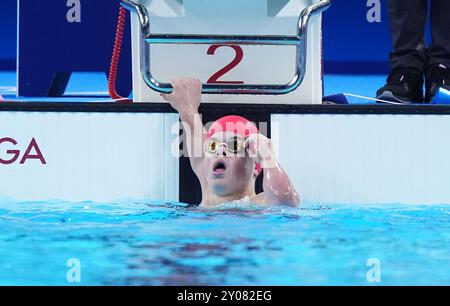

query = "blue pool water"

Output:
[[0, 199, 449, 286]]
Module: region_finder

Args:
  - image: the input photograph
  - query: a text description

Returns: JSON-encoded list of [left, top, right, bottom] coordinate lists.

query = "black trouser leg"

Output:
[[388, 0, 428, 73], [427, 0, 450, 68]]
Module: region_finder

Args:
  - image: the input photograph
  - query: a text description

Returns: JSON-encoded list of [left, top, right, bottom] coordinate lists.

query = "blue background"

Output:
[[323, 0, 392, 73], [16, 0, 132, 96], [0, 0, 17, 70]]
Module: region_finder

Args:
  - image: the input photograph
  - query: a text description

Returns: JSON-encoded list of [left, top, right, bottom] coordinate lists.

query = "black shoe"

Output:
[[376, 68, 424, 104], [425, 64, 450, 103]]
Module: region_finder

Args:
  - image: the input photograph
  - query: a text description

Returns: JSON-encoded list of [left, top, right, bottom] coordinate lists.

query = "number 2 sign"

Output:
[[206, 45, 244, 85]]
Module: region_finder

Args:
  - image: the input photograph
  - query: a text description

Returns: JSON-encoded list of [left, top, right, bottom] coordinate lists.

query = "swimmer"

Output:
[[162, 77, 299, 208]]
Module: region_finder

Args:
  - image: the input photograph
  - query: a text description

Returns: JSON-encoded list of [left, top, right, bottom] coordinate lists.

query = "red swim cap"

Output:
[[207, 115, 259, 138], [207, 115, 261, 175]]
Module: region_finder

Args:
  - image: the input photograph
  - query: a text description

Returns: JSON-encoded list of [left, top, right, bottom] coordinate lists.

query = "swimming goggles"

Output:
[[206, 136, 245, 154]]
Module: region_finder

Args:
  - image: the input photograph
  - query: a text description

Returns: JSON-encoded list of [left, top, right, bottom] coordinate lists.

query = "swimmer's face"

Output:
[[203, 132, 256, 196]]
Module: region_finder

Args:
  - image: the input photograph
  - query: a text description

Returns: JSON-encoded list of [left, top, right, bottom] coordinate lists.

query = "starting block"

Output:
[[124, 0, 330, 104]]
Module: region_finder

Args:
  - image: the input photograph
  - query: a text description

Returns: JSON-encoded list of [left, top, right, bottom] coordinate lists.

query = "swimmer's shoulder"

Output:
[[251, 192, 300, 207], [251, 192, 266, 205]]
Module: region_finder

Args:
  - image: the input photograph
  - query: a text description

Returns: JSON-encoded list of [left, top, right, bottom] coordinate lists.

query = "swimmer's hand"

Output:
[[244, 134, 275, 168], [246, 133, 300, 207], [161, 77, 202, 116]]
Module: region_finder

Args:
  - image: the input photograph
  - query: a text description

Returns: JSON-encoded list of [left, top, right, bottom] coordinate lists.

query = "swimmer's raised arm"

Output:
[[162, 78, 206, 173], [245, 134, 300, 207]]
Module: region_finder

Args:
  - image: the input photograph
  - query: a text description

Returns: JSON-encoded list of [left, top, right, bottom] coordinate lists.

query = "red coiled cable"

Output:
[[108, 6, 132, 103]]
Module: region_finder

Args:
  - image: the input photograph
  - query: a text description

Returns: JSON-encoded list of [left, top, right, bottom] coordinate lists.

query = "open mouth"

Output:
[[212, 160, 227, 174]]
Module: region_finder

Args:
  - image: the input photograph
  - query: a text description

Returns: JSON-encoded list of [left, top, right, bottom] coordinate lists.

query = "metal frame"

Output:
[[121, 0, 331, 95]]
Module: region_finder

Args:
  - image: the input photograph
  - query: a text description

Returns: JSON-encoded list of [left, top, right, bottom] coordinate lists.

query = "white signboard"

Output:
[[0, 112, 179, 202]]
